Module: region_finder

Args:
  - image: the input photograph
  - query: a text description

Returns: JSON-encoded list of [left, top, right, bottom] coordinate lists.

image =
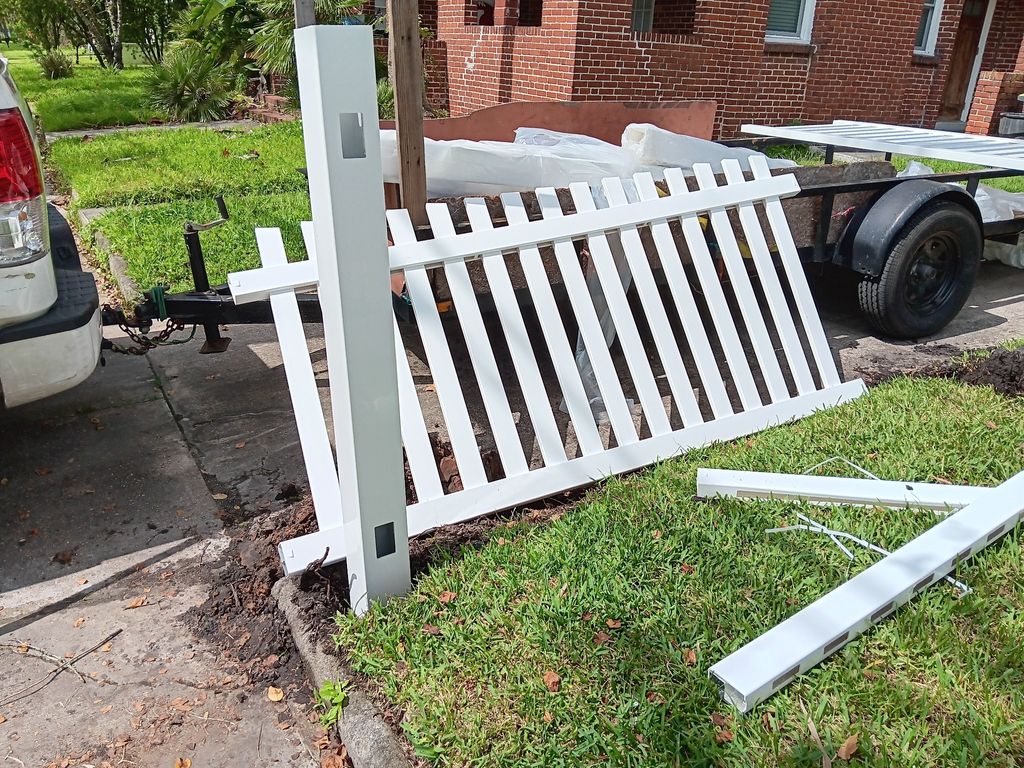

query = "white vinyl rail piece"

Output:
[[709, 469, 1024, 714], [230, 30, 865, 597], [696, 468, 989, 513], [742, 120, 1024, 172]]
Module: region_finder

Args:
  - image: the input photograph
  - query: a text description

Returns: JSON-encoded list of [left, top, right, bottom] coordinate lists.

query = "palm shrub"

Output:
[[376, 79, 395, 120], [147, 45, 237, 122], [36, 49, 74, 80]]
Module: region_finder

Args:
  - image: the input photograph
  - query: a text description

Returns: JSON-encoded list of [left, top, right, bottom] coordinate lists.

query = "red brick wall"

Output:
[[979, 0, 1024, 72], [437, 0, 580, 114], [435, 0, 978, 138], [423, 40, 451, 110], [966, 70, 1024, 135]]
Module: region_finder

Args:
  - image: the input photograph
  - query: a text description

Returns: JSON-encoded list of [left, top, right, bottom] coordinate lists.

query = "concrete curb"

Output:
[[272, 577, 411, 768], [46, 119, 259, 143], [77, 207, 144, 306]]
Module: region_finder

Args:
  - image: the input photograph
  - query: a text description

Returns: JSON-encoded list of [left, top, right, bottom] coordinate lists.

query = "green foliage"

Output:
[[335, 378, 1024, 767], [146, 44, 237, 122], [5, 45, 158, 131], [249, 0, 365, 77], [313, 680, 349, 729], [171, 0, 264, 71], [376, 78, 395, 120], [35, 48, 74, 79], [84, 191, 310, 292], [48, 120, 306, 207]]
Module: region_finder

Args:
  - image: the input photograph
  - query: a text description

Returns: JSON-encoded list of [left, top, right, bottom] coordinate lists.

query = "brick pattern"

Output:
[[428, 0, 1024, 139], [980, 0, 1024, 72], [966, 71, 1024, 135]]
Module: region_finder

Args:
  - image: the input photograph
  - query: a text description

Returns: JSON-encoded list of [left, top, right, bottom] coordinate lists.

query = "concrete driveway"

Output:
[[2, 259, 1022, 766]]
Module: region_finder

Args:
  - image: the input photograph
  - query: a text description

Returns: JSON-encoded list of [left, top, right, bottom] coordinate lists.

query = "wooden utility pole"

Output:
[[293, 0, 315, 28], [387, 0, 428, 227]]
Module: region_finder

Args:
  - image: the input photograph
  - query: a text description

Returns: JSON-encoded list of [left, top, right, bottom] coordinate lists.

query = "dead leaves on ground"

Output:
[[711, 712, 734, 744], [438, 591, 457, 604], [174, 759, 192, 768], [837, 732, 859, 760], [267, 686, 285, 702], [542, 670, 561, 692], [125, 596, 147, 610]]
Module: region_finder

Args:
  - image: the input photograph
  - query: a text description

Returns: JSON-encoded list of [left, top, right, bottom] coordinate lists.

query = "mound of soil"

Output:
[[183, 497, 348, 691], [927, 347, 1024, 397]]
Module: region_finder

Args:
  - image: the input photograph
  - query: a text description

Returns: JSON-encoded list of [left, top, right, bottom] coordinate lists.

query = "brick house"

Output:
[[412, 0, 1024, 139]]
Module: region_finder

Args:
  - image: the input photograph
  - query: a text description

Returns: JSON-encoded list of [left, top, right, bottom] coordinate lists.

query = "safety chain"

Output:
[[103, 304, 197, 355]]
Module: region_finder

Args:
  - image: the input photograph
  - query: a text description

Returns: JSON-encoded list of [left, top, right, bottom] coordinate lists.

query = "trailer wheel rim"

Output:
[[904, 232, 959, 317]]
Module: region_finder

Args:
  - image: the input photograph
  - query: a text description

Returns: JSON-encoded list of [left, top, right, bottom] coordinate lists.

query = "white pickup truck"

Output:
[[0, 55, 101, 408]]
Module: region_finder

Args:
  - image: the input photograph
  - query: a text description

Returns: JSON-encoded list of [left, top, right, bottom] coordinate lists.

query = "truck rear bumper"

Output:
[[0, 270, 101, 408]]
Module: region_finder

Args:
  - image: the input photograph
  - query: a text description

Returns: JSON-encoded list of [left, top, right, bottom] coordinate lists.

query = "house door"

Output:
[[939, 0, 989, 122]]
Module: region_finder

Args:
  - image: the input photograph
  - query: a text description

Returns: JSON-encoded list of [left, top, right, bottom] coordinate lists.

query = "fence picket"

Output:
[[256, 228, 344, 532], [387, 209, 489, 489], [300, 222, 443, 503], [691, 165, 789, 402], [501, 193, 605, 456], [719, 160, 816, 395], [747, 156, 841, 387], [462, 198, 568, 466], [601, 177, 703, 426], [663, 167, 763, 411], [567, 183, 672, 435], [426, 204, 530, 477], [631, 173, 734, 419], [534, 188, 640, 445]]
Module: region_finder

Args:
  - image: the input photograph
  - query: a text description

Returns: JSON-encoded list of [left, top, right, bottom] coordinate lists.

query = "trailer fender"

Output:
[[840, 180, 982, 277]]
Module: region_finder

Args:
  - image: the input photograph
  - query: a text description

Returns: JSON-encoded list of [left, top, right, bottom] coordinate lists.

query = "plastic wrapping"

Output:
[[621, 123, 798, 176], [379, 129, 635, 198], [897, 160, 1024, 268]]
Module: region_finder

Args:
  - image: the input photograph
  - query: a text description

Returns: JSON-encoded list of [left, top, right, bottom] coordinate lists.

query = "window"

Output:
[[519, 0, 543, 27], [632, 0, 655, 33], [632, 0, 695, 34], [915, 0, 944, 54], [766, 0, 816, 42]]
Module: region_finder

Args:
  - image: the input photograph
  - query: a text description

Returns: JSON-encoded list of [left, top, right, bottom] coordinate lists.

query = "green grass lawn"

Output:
[[335, 377, 1024, 767], [87, 192, 311, 292], [49, 121, 307, 208], [2, 44, 159, 132]]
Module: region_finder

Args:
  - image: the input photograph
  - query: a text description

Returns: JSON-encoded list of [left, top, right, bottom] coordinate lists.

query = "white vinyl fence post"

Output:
[[294, 25, 411, 614]]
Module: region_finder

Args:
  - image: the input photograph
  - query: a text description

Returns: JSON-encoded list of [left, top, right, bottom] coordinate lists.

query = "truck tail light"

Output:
[[0, 106, 48, 267]]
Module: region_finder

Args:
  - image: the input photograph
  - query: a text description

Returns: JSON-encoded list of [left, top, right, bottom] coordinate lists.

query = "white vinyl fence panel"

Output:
[[229, 26, 867, 609]]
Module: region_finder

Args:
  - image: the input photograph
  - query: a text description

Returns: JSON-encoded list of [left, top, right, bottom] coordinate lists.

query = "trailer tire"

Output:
[[857, 200, 981, 339]]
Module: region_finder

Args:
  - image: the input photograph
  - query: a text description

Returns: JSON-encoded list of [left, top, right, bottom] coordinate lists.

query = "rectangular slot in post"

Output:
[[340, 112, 367, 159], [375, 522, 397, 558]]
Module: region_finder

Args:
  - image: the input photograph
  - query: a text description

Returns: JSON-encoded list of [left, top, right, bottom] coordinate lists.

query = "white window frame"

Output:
[[765, 0, 817, 43], [915, 0, 945, 56]]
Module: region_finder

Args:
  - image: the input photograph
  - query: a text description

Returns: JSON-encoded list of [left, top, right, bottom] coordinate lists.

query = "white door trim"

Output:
[[961, 0, 999, 123]]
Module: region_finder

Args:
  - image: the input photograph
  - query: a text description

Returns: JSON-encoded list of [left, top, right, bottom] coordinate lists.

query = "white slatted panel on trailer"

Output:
[[741, 120, 1024, 171]]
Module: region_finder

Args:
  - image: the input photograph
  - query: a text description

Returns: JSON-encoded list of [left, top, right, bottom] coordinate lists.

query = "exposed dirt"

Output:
[[923, 347, 1024, 397], [182, 496, 344, 679]]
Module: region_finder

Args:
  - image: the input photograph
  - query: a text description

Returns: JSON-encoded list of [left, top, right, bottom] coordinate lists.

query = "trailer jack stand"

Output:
[[184, 196, 232, 354]]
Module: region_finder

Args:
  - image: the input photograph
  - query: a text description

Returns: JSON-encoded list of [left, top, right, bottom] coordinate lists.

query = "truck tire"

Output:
[[857, 200, 981, 339]]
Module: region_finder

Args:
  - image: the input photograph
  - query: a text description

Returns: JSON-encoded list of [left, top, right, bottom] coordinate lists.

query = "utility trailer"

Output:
[[107, 121, 1024, 351]]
